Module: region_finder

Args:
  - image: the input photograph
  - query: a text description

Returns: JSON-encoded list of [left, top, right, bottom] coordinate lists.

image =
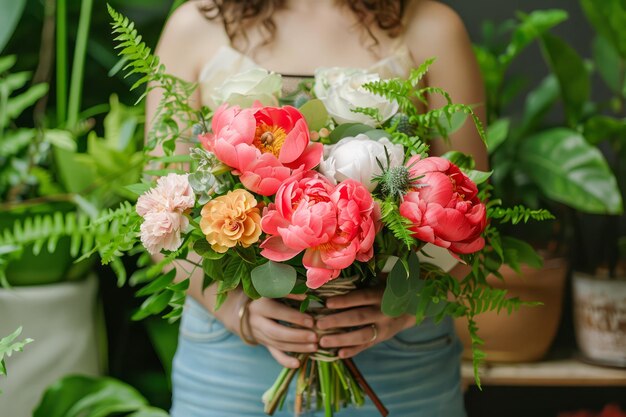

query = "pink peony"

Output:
[[136, 173, 195, 254], [399, 156, 486, 254], [261, 175, 378, 289], [199, 104, 323, 196], [140, 211, 189, 255]]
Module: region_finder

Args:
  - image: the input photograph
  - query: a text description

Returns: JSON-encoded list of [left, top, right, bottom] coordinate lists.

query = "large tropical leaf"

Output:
[[519, 128, 623, 214], [0, 0, 27, 53], [540, 34, 590, 127]]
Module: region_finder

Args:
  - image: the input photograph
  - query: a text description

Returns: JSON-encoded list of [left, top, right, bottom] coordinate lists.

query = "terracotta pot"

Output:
[[573, 272, 626, 367], [455, 257, 567, 362]]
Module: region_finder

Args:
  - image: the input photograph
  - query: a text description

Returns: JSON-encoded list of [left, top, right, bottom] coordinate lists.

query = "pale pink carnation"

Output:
[[140, 211, 189, 255], [136, 173, 195, 254], [137, 174, 195, 215]]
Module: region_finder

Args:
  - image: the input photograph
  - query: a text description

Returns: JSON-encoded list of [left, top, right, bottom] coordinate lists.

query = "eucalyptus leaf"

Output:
[[328, 123, 372, 143], [251, 261, 297, 298], [541, 33, 590, 127], [519, 128, 623, 214], [298, 99, 328, 131]]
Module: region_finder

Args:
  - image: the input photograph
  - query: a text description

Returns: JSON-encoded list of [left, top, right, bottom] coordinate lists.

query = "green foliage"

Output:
[[33, 375, 168, 417], [580, 0, 626, 59], [251, 261, 297, 298], [489, 205, 555, 225], [0, 327, 32, 377], [377, 198, 417, 249], [108, 5, 197, 154]]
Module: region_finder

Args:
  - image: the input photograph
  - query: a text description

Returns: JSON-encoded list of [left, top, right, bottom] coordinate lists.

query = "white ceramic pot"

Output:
[[573, 272, 626, 367], [0, 275, 102, 416]]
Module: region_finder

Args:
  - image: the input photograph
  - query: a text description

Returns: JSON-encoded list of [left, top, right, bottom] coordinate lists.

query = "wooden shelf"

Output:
[[462, 355, 626, 387]]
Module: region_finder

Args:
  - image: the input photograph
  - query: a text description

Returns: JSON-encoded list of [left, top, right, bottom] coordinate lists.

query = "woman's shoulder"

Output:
[[156, 1, 230, 79], [403, 1, 471, 61]]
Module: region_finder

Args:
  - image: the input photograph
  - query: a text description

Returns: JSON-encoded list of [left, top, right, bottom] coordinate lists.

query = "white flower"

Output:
[[319, 133, 404, 192], [212, 68, 282, 108], [320, 72, 399, 127], [314, 67, 366, 100]]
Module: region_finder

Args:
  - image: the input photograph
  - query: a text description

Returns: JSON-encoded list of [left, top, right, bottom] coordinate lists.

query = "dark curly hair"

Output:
[[200, 0, 408, 50]]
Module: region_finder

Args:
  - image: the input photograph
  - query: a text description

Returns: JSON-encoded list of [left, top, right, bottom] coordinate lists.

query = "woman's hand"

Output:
[[246, 295, 319, 369], [315, 287, 415, 359]]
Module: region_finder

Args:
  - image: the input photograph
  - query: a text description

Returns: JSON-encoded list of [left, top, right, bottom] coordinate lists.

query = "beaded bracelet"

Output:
[[238, 297, 258, 346]]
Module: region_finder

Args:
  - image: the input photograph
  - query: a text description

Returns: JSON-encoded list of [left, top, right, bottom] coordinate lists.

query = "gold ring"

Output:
[[369, 324, 378, 343]]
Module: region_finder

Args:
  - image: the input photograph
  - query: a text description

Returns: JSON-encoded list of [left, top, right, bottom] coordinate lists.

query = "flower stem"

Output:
[[264, 354, 308, 415], [344, 358, 389, 417]]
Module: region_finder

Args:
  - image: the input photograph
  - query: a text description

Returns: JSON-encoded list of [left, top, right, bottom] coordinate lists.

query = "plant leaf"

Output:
[[251, 261, 297, 298], [519, 128, 623, 214], [298, 99, 328, 131]]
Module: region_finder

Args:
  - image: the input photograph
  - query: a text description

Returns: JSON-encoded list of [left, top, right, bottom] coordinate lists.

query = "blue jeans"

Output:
[[171, 298, 466, 417]]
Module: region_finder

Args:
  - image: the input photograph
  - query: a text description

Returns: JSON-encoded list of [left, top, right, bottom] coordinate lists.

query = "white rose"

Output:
[[314, 67, 366, 100], [212, 68, 282, 108], [319, 133, 404, 192], [321, 73, 399, 127]]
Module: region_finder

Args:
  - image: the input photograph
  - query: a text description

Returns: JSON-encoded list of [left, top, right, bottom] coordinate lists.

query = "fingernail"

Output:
[[308, 333, 317, 342], [319, 337, 328, 347]]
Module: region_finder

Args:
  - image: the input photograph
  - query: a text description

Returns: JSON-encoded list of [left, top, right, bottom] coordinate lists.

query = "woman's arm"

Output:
[[145, 2, 316, 368]]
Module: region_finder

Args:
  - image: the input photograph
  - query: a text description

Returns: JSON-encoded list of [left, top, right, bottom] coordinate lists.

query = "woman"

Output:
[[147, 1, 487, 416]]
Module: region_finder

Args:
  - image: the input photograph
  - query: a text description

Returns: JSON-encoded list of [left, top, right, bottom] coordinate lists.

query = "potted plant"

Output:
[[455, 7, 623, 362], [0, 0, 145, 413], [568, 0, 626, 368]]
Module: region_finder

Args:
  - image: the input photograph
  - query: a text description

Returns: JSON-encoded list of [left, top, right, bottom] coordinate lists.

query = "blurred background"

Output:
[[0, 0, 624, 416]]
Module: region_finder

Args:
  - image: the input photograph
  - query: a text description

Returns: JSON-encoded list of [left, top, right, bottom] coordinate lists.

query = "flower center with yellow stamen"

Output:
[[253, 123, 287, 157]]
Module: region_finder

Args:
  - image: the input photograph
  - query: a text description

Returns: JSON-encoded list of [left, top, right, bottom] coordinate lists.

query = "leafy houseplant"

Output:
[[456, 7, 624, 363], [0, 0, 146, 414], [568, 0, 626, 367]]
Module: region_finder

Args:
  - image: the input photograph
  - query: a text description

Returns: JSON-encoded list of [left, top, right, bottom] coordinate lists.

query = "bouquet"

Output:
[[99, 7, 554, 417]]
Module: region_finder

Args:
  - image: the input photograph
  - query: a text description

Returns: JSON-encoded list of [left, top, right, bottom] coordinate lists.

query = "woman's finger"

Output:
[[338, 345, 368, 359], [319, 324, 378, 349], [255, 317, 318, 344], [325, 288, 383, 309], [316, 307, 380, 330], [267, 346, 300, 368], [251, 299, 314, 328]]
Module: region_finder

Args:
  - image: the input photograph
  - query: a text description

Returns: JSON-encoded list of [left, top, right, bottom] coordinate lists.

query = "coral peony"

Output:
[[199, 104, 323, 196], [399, 156, 486, 254], [261, 175, 378, 288], [200, 189, 263, 253]]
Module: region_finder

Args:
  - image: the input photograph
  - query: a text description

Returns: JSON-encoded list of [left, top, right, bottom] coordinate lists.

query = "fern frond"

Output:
[[0, 327, 33, 377], [489, 205, 555, 224], [361, 78, 415, 117], [408, 57, 436, 87], [378, 198, 417, 249]]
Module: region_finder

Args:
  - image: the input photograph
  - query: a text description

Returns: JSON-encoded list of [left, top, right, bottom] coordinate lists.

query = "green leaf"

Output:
[[593, 35, 623, 93], [53, 147, 97, 194], [251, 261, 297, 298], [129, 408, 171, 417], [33, 375, 152, 417], [2, 83, 48, 125], [125, 182, 153, 196], [0, 327, 33, 376], [136, 269, 176, 297], [133, 290, 174, 320], [194, 239, 226, 260], [381, 252, 421, 317], [486, 119, 510, 153], [501, 236, 543, 272], [328, 123, 372, 143], [0, 55, 16, 73], [540, 33, 590, 127], [0, 0, 26, 53], [217, 260, 247, 294], [519, 128, 623, 214], [520, 75, 559, 134], [43, 129, 77, 151], [298, 99, 328, 131], [202, 258, 224, 280], [580, 0, 626, 59], [501, 9, 569, 66], [466, 169, 493, 185], [583, 115, 626, 146]]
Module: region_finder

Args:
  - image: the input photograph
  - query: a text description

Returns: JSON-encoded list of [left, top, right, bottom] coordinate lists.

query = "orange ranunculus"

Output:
[[200, 189, 262, 253]]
